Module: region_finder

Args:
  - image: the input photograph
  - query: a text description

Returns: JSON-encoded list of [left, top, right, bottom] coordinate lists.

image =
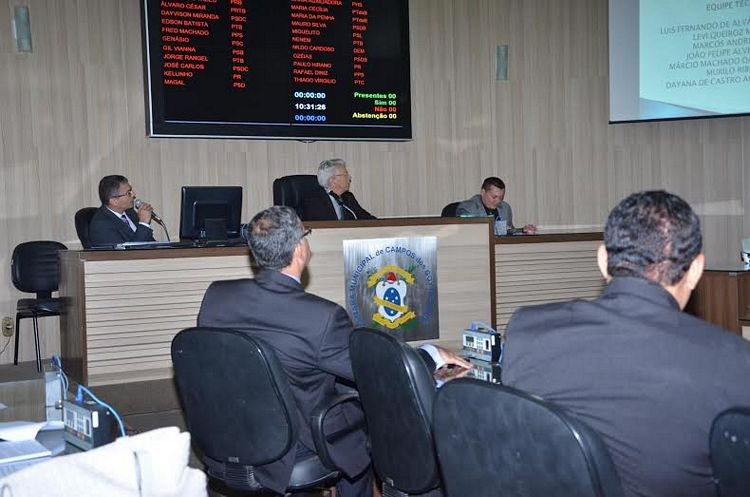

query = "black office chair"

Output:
[[710, 407, 750, 497], [171, 327, 351, 494], [440, 202, 460, 217], [11, 241, 68, 371], [349, 327, 443, 497], [433, 379, 624, 497], [272, 175, 321, 216], [74, 207, 98, 249]]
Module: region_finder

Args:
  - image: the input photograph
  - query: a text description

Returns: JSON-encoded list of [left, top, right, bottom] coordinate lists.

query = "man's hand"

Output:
[[435, 347, 472, 370], [434, 364, 472, 383], [522, 224, 537, 234], [137, 201, 153, 224]]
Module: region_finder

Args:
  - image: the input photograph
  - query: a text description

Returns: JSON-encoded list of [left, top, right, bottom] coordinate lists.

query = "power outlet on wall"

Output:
[[1, 317, 13, 337]]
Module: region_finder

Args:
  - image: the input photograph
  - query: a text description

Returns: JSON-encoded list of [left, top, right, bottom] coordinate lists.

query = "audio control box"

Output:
[[63, 399, 115, 450], [462, 328, 502, 363], [466, 357, 502, 384]]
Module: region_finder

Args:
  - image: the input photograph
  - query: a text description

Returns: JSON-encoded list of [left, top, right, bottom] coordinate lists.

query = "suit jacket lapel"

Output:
[[106, 208, 135, 240], [318, 188, 338, 220]]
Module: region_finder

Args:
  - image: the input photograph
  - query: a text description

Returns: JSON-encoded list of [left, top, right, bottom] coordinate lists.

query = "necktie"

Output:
[[340, 201, 355, 220], [330, 192, 356, 220], [120, 214, 129, 224]]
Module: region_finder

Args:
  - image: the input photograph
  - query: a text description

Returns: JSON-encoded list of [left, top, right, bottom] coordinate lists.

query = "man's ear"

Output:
[[686, 253, 705, 291], [292, 241, 304, 262], [597, 244, 611, 281]]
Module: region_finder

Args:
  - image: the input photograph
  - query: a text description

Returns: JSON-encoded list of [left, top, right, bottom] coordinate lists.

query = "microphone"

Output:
[[134, 198, 162, 223], [328, 191, 358, 220]]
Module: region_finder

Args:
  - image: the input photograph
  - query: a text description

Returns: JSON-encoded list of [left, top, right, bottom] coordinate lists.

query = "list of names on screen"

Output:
[[143, 0, 412, 140]]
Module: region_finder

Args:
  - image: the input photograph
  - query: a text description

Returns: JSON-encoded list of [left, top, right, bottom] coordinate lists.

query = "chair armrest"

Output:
[[310, 391, 361, 470]]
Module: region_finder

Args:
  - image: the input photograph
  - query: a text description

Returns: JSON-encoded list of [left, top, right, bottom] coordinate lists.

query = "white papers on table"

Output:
[[0, 440, 51, 465]]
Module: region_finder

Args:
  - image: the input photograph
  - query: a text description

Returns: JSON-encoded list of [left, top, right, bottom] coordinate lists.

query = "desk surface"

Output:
[[704, 262, 749, 273], [495, 230, 602, 244]]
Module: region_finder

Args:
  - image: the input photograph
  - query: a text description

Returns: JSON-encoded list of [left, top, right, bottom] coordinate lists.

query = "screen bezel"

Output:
[[179, 186, 243, 240], [140, 0, 413, 141]]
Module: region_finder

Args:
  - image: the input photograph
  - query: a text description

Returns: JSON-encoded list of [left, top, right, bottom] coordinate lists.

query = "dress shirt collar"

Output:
[[280, 271, 301, 285]]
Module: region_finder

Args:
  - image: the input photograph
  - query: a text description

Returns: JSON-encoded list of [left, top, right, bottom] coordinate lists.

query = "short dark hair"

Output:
[[98, 175, 128, 205], [481, 177, 505, 191], [247, 206, 306, 271], [604, 190, 702, 286]]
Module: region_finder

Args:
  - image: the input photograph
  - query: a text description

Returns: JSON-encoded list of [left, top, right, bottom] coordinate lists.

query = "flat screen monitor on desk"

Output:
[[179, 186, 243, 241]]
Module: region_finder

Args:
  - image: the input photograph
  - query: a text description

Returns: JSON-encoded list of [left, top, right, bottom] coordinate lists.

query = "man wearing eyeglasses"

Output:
[[89, 175, 155, 247], [198, 206, 469, 497], [301, 158, 376, 221]]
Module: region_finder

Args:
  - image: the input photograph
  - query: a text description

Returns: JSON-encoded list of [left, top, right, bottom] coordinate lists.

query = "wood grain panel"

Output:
[[495, 238, 606, 330], [308, 220, 494, 351], [77, 253, 253, 385], [686, 270, 750, 336], [1, 0, 748, 365], [60, 219, 492, 384]]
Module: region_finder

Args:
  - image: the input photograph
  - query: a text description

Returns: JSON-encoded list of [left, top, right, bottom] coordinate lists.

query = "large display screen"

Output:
[[142, 0, 412, 140], [609, 0, 750, 123]]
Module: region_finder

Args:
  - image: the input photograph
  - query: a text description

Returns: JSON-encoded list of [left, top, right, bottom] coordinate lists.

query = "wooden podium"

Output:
[[59, 218, 494, 386]]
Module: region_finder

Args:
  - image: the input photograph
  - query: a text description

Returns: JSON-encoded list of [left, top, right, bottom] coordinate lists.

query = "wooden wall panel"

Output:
[[495, 240, 606, 331], [1, 0, 748, 364]]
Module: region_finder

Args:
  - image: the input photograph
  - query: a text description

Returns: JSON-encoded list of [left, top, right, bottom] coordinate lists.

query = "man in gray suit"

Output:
[[197, 206, 468, 496], [456, 177, 536, 234]]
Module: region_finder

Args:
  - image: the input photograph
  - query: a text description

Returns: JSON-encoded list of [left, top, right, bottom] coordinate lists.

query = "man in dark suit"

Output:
[[197, 206, 468, 496], [502, 191, 750, 497], [89, 175, 155, 247], [301, 158, 376, 221]]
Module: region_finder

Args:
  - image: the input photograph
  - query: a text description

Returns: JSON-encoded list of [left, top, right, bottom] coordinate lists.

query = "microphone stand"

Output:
[[152, 217, 171, 242]]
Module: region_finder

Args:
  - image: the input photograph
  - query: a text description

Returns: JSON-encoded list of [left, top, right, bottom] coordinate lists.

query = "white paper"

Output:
[[0, 421, 46, 442], [0, 439, 51, 464], [39, 421, 64, 432]]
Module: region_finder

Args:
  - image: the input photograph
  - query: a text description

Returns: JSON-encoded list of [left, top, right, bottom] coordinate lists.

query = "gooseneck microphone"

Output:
[[134, 198, 170, 241], [134, 198, 162, 223], [328, 191, 358, 220]]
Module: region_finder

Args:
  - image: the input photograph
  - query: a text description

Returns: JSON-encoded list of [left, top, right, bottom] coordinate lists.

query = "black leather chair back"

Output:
[[433, 379, 624, 497], [710, 407, 750, 497], [11, 241, 67, 298], [172, 327, 300, 468], [75, 207, 98, 249], [350, 327, 441, 495], [440, 202, 460, 217], [272, 175, 320, 215]]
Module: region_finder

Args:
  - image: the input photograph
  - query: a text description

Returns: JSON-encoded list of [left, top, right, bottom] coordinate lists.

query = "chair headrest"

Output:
[[11, 241, 67, 294], [441, 202, 460, 217], [75, 207, 98, 249], [710, 406, 750, 496], [171, 327, 300, 466], [433, 379, 624, 497], [349, 327, 440, 493], [272, 175, 320, 213]]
